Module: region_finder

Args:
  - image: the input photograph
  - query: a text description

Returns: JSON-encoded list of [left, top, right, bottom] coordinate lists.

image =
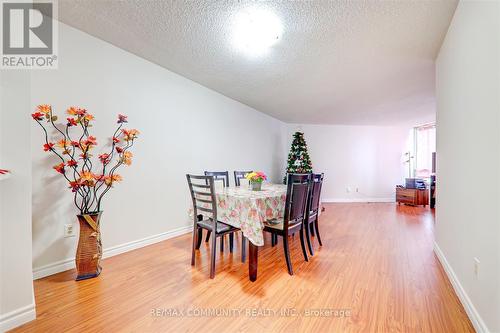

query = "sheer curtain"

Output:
[[415, 124, 436, 178]]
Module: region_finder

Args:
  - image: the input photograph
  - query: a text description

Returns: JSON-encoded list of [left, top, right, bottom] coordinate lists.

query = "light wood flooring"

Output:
[[12, 203, 474, 332]]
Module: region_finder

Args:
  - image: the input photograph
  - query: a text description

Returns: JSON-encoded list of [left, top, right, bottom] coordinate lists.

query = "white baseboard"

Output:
[[33, 225, 192, 280], [322, 197, 395, 203], [434, 242, 490, 333], [0, 303, 36, 332]]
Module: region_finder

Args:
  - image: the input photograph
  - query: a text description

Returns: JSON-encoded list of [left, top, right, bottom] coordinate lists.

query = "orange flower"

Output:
[[122, 129, 139, 141], [122, 151, 133, 165], [84, 113, 94, 121], [80, 171, 95, 181], [37, 104, 51, 115], [79, 171, 96, 186], [56, 139, 67, 149], [67, 107, 86, 116], [66, 107, 78, 115], [104, 174, 122, 186]]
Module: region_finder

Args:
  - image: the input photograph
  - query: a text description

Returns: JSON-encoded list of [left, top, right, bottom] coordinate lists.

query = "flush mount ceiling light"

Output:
[[231, 8, 283, 57]]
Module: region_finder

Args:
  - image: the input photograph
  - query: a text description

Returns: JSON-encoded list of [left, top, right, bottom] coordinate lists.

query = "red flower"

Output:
[[85, 136, 97, 146], [117, 114, 128, 124], [67, 160, 78, 167], [116, 146, 124, 153], [99, 153, 110, 164], [67, 117, 77, 126], [68, 181, 80, 192], [76, 108, 87, 116], [32, 112, 44, 121], [94, 174, 105, 182], [43, 143, 54, 151], [53, 163, 65, 174], [70, 141, 79, 147], [113, 136, 120, 144]]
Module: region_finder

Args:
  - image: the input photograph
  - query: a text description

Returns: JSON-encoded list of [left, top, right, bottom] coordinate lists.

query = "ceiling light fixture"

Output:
[[231, 8, 283, 57]]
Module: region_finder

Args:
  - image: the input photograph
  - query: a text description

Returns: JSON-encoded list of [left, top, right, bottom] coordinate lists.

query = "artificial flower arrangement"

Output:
[[31, 105, 139, 280], [245, 171, 267, 191]]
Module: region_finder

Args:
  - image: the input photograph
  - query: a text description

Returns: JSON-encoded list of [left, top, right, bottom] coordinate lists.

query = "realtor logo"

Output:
[[1, 1, 58, 69]]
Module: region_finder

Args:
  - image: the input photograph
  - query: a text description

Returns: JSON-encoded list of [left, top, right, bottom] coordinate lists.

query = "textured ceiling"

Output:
[[58, 0, 457, 125]]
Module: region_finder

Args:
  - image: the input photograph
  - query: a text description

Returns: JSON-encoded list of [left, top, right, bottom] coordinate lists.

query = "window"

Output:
[[414, 123, 436, 178]]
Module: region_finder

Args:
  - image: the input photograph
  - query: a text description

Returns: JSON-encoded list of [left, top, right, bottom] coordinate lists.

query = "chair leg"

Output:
[[304, 222, 314, 256], [210, 232, 217, 279], [282, 235, 293, 275], [314, 219, 323, 246], [195, 227, 203, 250], [191, 225, 198, 266], [241, 235, 246, 263], [271, 233, 276, 247], [274, 234, 278, 245], [220, 235, 224, 252], [229, 233, 234, 253], [310, 223, 315, 237], [299, 226, 309, 262], [205, 230, 211, 242]]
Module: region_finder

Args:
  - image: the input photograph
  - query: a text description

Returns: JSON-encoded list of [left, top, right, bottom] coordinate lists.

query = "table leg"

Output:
[[249, 242, 258, 282]]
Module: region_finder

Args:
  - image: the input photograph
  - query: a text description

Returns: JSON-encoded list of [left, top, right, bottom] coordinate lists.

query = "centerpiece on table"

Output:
[[245, 171, 267, 191], [32, 105, 139, 280]]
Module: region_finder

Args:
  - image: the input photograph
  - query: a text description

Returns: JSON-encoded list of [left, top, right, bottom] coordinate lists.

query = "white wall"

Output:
[[0, 72, 36, 331], [435, 1, 500, 332], [30, 23, 286, 277], [285, 124, 410, 202]]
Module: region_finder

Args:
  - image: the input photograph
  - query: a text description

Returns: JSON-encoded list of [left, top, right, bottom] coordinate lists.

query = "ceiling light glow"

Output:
[[231, 8, 282, 57]]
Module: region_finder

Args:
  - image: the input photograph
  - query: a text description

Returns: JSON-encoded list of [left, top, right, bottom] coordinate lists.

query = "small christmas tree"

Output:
[[284, 132, 313, 183]]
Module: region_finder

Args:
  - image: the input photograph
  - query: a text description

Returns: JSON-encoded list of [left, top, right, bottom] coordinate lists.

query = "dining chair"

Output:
[[263, 173, 312, 275], [304, 173, 324, 256], [234, 170, 252, 186], [187, 174, 240, 279], [203, 171, 230, 247], [204, 171, 230, 187]]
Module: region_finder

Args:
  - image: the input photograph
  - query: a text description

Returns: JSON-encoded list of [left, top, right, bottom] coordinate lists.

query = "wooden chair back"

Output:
[[234, 170, 252, 186], [283, 173, 312, 230], [307, 173, 324, 221], [204, 171, 230, 187], [186, 174, 217, 228]]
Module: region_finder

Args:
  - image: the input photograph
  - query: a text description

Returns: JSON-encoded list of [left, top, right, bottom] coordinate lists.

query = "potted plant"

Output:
[[245, 171, 267, 191], [32, 105, 139, 280]]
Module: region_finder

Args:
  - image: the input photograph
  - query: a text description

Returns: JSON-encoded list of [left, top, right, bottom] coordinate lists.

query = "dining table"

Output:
[[194, 182, 287, 281]]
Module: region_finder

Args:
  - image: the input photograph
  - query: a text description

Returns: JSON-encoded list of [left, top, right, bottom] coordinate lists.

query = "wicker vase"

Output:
[[75, 212, 103, 281]]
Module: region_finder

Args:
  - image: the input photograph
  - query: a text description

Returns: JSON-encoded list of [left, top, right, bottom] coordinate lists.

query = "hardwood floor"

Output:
[[12, 203, 474, 333]]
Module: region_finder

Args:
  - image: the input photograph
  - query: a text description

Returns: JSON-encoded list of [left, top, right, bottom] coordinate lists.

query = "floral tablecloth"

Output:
[[189, 183, 287, 246]]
